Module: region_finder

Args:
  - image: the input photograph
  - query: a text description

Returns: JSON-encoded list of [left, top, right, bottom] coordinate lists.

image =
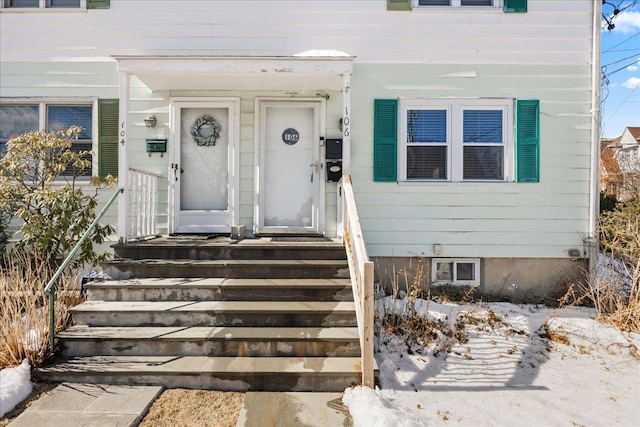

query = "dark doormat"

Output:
[[167, 234, 223, 240], [270, 236, 333, 242]]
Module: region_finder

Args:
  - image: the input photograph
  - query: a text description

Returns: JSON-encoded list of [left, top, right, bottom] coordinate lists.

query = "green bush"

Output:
[[0, 127, 115, 269]]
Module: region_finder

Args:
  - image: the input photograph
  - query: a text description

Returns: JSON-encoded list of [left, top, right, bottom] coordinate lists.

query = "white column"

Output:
[[342, 72, 352, 174], [117, 71, 130, 243]]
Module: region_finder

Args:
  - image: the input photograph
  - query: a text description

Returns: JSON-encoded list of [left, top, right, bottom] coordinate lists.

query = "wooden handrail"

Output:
[[340, 174, 375, 387]]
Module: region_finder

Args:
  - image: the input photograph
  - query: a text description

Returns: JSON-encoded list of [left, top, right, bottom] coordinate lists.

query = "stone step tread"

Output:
[[105, 259, 349, 266], [70, 300, 356, 313], [58, 326, 360, 341], [38, 356, 362, 376], [85, 278, 352, 289]]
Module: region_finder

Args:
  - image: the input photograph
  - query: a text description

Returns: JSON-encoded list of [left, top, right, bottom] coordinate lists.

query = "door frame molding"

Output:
[[168, 97, 240, 234], [253, 97, 326, 235]]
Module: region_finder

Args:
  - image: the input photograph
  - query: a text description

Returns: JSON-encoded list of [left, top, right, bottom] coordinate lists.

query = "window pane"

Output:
[[456, 262, 475, 281], [463, 146, 503, 180], [0, 105, 39, 142], [407, 110, 447, 143], [47, 105, 92, 139], [461, 0, 492, 5], [463, 110, 503, 143], [50, 0, 81, 7], [407, 146, 447, 180], [419, 0, 450, 5], [436, 262, 454, 281], [47, 105, 93, 177], [8, 0, 39, 7]]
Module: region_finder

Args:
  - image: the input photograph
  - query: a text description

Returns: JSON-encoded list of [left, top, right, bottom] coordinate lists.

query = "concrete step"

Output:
[[84, 278, 353, 302], [35, 356, 363, 392], [112, 238, 347, 261], [58, 326, 361, 357], [70, 300, 357, 327], [101, 259, 350, 280]]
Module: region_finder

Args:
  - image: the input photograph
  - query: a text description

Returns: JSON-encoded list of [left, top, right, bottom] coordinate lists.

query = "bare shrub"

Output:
[[0, 251, 84, 368]]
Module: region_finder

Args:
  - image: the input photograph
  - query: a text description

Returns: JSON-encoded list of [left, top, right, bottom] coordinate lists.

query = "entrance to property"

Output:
[[169, 98, 239, 233], [256, 99, 324, 234]]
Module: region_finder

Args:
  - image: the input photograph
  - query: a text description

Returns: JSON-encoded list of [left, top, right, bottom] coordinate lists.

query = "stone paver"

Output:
[[237, 392, 352, 427], [8, 383, 162, 427]]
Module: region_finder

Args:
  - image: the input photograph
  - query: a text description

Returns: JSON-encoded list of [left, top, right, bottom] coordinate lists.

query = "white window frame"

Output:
[[399, 98, 513, 183], [432, 258, 480, 286], [0, 0, 85, 9], [0, 98, 98, 179], [415, 0, 502, 8]]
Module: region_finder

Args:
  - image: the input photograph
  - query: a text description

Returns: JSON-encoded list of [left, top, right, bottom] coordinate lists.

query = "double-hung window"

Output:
[[0, 101, 94, 177], [399, 99, 511, 182]]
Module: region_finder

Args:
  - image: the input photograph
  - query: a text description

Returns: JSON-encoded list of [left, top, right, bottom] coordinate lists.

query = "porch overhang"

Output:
[[113, 55, 354, 92]]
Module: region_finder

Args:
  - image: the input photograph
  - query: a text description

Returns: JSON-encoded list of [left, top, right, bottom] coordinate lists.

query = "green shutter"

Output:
[[98, 99, 119, 178], [374, 99, 398, 182], [515, 99, 540, 183], [387, 0, 412, 11], [504, 0, 527, 13], [87, 0, 109, 9]]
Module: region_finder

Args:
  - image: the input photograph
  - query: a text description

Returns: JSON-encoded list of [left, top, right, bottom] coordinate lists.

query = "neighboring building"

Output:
[[0, 0, 602, 299], [600, 128, 640, 202]]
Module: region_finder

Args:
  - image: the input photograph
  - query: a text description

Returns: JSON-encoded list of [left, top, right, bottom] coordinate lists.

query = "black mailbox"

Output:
[[325, 138, 342, 159], [325, 138, 343, 182]]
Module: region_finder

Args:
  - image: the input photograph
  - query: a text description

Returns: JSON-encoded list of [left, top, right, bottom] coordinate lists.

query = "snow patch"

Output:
[[342, 386, 430, 427], [0, 360, 32, 418], [294, 49, 351, 57]]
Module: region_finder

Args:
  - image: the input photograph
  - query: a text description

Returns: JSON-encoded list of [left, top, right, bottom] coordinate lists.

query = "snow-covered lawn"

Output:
[[343, 299, 640, 427]]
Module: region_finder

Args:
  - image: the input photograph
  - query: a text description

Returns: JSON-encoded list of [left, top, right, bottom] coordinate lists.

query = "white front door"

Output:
[[256, 100, 324, 234], [169, 98, 239, 233]]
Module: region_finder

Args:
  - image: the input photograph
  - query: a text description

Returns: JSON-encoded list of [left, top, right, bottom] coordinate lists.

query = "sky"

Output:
[[601, 1, 640, 138]]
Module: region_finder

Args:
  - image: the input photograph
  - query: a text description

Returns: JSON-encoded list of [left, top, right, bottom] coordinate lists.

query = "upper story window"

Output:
[[419, 0, 495, 6], [400, 99, 511, 182], [2, 0, 81, 7], [0, 102, 94, 177]]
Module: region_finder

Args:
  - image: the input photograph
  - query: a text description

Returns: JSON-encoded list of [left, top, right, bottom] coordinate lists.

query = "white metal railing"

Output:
[[127, 168, 160, 239], [339, 174, 375, 388]]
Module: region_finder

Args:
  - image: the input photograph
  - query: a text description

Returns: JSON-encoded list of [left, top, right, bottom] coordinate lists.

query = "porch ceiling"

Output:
[[114, 56, 354, 92]]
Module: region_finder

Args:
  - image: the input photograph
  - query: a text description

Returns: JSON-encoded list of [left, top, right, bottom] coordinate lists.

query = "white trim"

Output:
[[432, 258, 481, 286], [117, 71, 129, 243]]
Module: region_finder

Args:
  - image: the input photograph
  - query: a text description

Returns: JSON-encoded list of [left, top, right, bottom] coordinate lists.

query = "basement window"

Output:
[[432, 258, 480, 286]]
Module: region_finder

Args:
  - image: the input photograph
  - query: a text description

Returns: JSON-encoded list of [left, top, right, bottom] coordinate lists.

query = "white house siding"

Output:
[[0, 1, 596, 287]]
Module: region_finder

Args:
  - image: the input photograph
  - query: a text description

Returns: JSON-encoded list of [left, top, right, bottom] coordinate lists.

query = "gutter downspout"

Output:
[[587, 0, 602, 281]]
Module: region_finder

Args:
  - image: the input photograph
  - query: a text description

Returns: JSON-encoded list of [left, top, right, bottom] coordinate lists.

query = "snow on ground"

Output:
[[0, 360, 32, 418], [343, 299, 640, 427]]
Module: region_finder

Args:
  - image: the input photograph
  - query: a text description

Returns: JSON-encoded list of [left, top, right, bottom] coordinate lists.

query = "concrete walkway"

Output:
[[8, 384, 352, 427], [8, 383, 162, 427]]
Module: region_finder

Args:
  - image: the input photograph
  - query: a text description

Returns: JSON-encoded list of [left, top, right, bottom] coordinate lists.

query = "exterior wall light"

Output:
[[144, 115, 157, 128]]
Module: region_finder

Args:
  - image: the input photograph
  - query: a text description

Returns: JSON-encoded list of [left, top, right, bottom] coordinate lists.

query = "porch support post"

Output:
[[117, 71, 130, 243], [342, 72, 351, 174]]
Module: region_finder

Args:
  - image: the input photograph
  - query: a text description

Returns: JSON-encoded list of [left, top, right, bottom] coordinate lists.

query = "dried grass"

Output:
[[0, 251, 84, 368]]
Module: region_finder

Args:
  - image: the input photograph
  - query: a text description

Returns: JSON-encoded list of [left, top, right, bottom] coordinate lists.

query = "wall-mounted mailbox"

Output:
[[325, 138, 342, 160], [326, 160, 342, 182], [325, 138, 343, 182], [146, 139, 167, 154]]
